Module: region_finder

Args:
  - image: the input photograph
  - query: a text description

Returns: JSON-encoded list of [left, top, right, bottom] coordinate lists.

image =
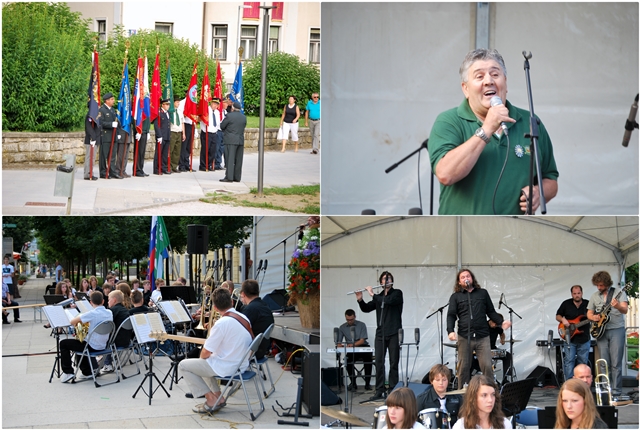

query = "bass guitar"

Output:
[[558, 315, 591, 341], [590, 282, 632, 340]]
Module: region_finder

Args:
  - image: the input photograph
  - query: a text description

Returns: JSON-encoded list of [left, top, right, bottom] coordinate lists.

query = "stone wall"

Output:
[[2, 127, 313, 166]]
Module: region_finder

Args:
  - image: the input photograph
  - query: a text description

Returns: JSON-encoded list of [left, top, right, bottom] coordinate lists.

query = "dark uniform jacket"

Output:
[[358, 287, 403, 338], [220, 111, 247, 146], [99, 104, 118, 142], [152, 109, 171, 142], [110, 303, 132, 347], [447, 288, 503, 339], [241, 297, 275, 359], [84, 115, 100, 146], [416, 386, 462, 427]]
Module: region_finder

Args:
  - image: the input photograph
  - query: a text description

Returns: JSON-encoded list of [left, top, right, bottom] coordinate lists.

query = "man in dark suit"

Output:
[[99, 93, 121, 179], [219, 101, 247, 182], [240, 279, 274, 360], [83, 103, 100, 180], [152, 98, 172, 175]]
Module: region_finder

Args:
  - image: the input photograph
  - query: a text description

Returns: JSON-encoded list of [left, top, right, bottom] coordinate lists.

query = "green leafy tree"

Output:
[[243, 52, 320, 117], [2, 3, 93, 131], [625, 262, 639, 299], [1, 217, 35, 262]]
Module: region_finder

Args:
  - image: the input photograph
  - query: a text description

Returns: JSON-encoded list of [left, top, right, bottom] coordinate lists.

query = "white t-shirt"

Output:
[[204, 308, 252, 377], [2, 264, 14, 285], [452, 417, 512, 429]]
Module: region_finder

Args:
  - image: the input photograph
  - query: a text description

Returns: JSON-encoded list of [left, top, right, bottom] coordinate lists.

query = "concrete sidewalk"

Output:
[[2, 276, 320, 429], [2, 150, 319, 216]]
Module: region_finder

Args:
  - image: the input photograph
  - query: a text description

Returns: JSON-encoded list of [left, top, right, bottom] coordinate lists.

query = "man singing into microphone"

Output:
[[447, 269, 510, 389], [356, 271, 403, 400], [428, 48, 559, 214]]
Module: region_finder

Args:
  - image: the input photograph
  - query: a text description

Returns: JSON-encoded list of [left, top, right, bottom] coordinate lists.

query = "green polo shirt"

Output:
[[429, 99, 559, 215]]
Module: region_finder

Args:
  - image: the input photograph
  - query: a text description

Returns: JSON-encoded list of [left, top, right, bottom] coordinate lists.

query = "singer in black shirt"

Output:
[[356, 271, 403, 400], [446, 268, 509, 389]]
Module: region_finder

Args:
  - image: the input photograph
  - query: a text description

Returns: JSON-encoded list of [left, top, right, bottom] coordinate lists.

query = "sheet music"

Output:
[[42, 305, 72, 328], [158, 300, 190, 324], [65, 308, 80, 320], [131, 312, 165, 344], [75, 300, 92, 313]]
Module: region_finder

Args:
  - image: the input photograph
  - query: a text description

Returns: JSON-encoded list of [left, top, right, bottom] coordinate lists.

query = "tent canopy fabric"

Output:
[[320, 216, 638, 380]]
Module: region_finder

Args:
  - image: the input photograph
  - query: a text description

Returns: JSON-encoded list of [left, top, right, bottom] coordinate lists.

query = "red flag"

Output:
[[132, 57, 145, 134], [150, 52, 161, 122], [184, 60, 199, 121], [198, 62, 211, 126], [214, 59, 224, 118]]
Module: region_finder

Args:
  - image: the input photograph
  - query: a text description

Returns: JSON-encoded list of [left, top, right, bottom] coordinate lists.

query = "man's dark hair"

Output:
[[131, 290, 143, 305], [453, 268, 481, 293], [592, 271, 613, 288], [241, 279, 260, 298], [379, 271, 394, 285], [345, 309, 356, 317], [213, 287, 232, 311], [571, 285, 583, 293], [90, 291, 104, 305]]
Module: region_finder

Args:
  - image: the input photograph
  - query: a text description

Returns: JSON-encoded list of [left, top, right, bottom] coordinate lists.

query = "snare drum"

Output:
[[418, 408, 450, 429], [373, 405, 387, 429], [491, 348, 507, 359]]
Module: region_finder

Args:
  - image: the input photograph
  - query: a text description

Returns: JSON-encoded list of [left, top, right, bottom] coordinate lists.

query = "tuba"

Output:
[[595, 358, 612, 406], [76, 322, 90, 343]]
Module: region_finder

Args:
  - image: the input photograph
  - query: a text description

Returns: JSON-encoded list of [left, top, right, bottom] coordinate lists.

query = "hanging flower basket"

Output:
[[287, 217, 320, 328], [297, 290, 320, 328]]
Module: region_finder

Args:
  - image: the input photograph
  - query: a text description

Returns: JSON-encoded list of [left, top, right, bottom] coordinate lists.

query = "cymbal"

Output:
[[443, 342, 458, 349], [321, 407, 371, 427], [446, 387, 467, 395]]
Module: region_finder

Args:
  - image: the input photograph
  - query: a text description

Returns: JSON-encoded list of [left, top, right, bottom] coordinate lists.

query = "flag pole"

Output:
[[205, 50, 211, 172], [166, 51, 171, 171], [120, 42, 130, 177], [90, 42, 97, 181]]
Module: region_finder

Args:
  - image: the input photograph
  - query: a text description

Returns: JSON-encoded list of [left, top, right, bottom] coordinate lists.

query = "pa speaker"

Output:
[[187, 225, 209, 254], [321, 380, 342, 406], [526, 366, 557, 387]]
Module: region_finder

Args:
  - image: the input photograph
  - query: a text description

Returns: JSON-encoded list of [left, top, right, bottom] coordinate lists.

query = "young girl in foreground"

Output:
[[555, 378, 608, 429], [453, 374, 511, 429], [382, 387, 426, 429]]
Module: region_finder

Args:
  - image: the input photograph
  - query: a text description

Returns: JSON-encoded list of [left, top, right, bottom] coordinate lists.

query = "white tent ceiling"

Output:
[[320, 216, 638, 382]]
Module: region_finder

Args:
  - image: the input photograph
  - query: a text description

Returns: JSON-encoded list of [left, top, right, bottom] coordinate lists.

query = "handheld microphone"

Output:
[[414, 328, 420, 345], [622, 94, 639, 147], [398, 328, 404, 345], [256, 259, 263, 272], [333, 327, 339, 344], [490, 96, 509, 135], [263, 260, 268, 271], [499, 293, 504, 309], [547, 329, 553, 350]]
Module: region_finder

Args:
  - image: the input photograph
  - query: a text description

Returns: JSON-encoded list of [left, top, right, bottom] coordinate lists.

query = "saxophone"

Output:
[[76, 322, 90, 342]]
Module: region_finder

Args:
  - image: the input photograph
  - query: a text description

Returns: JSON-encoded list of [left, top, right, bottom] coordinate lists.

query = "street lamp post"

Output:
[[257, 5, 274, 197]]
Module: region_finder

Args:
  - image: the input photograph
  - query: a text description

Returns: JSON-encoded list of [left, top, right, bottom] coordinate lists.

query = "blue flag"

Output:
[[117, 62, 132, 132], [230, 62, 244, 113]]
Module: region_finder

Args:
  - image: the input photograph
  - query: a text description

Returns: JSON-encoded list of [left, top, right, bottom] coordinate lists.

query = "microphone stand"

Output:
[[522, 51, 547, 215], [265, 226, 303, 290], [499, 296, 522, 383], [384, 139, 433, 215], [466, 286, 473, 388], [426, 302, 449, 365]]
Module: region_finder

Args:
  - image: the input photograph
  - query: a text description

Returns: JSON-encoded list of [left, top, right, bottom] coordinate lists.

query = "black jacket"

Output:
[[241, 297, 275, 359], [220, 110, 247, 146], [152, 109, 171, 142], [110, 303, 132, 347], [358, 287, 403, 337], [416, 386, 462, 427], [99, 104, 118, 140], [84, 115, 100, 146], [447, 287, 502, 339]]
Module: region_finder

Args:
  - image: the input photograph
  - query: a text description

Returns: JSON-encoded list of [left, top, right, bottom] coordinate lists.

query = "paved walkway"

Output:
[[2, 276, 320, 429], [2, 150, 319, 216]]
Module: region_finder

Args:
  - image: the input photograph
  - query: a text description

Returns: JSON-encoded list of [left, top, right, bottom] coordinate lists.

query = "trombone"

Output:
[[595, 358, 612, 406]]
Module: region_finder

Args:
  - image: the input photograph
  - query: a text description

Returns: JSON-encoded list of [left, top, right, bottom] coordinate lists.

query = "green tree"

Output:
[[1, 217, 35, 262], [625, 262, 639, 299], [243, 52, 320, 116], [2, 3, 93, 131]]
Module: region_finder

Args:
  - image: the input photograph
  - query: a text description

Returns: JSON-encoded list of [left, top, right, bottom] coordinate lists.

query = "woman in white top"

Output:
[[453, 374, 511, 429], [381, 387, 427, 429]]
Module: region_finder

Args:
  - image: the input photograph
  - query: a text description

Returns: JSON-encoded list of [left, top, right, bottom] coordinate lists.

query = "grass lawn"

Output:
[[201, 184, 319, 214]]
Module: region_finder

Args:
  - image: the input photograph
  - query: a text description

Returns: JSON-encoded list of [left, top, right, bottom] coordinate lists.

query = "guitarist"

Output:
[[586, 271, 628, 398], [556, 285, 591, 381]]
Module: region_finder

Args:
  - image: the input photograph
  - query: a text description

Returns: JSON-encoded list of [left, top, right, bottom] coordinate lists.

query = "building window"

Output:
[[97, 19, 106, 42], [269, 26, 279, 53], [155, 22, 173, 35], [309, 28, 320, 64], [212, 25, 228, 60], [240, 25, 258, 59]]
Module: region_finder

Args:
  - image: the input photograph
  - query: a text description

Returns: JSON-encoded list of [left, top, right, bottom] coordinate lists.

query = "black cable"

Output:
[[492, 132, 511, 215], [417, 150, 423, 213]]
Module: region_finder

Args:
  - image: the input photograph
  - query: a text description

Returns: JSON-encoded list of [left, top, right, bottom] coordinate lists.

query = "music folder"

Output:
[[130, 312, 166, 344], [42, 305, 74, 328], [157, 300, 191, 324]]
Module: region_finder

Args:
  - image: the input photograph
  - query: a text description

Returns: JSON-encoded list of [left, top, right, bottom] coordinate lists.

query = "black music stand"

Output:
[[157, 300, 192, 390], [274, 377, 311, 426], [131, 313, 170, 405], [42, 304, 73, 383], [500, 378, 536, 427]]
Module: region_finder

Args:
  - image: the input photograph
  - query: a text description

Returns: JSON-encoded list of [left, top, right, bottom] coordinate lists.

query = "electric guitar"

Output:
[[557, 315, 591, 340], [149, 331, 206, 345], [590, 282, 633, 340]]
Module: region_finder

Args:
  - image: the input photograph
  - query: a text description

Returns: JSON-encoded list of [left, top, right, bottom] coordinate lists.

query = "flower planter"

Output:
[[297, 291, 320, 329]]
